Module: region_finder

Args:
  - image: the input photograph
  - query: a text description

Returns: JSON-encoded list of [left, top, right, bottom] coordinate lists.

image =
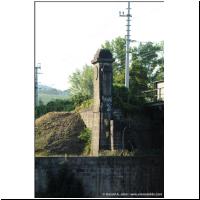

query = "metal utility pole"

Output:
[[35, 63, 41, 106], [119, 1, 132, 89]]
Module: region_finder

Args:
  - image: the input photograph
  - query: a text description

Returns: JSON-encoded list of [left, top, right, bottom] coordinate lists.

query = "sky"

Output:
[[35, 1, 164, 90]]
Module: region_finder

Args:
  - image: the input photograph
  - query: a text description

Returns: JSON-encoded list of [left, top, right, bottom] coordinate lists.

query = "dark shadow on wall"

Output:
[[35, 157, 164, 198], [35, 162, 84, 198]]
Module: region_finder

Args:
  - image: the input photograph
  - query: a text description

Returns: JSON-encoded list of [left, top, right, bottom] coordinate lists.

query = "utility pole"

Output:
[[119, 1, 132, 89], [35, 63, 41, 106]]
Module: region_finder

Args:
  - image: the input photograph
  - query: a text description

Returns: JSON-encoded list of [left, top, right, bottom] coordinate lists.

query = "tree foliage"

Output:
[[101, 37, 164, 111], [102, 37, 126, 85], [68, 65, 93, 106], [78, 128, 92, 155], [35, 99, 74, 119], [68, 37, 164, 110]]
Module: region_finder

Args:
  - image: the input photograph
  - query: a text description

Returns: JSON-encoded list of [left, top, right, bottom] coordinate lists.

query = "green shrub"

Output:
[[75, 99, 93, 112], [78, 128, 92, 155]]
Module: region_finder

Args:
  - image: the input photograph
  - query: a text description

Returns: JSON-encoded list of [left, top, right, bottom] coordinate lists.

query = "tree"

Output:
[[151, 41, 164, 81], [68, 65, 93, 106], [102, 37, 126, 86], [35, 99, 74, 118], [68, 37, 164, 110], [132, 41, 164, 84], [102, 37, 164, 109]]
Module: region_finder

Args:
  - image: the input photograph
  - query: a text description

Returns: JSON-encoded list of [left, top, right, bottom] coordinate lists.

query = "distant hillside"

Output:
[[38, 85, 69, 105]]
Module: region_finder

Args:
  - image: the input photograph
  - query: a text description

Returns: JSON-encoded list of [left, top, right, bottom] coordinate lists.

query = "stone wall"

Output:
[[35, 156, 164, 198], [79, 105, 164, 151], [79, 108, 93, 130]]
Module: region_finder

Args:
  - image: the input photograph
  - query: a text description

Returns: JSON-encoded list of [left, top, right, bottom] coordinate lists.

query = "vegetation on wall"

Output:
[[35, 112, 86, 156], [78, 128, 92, 155]]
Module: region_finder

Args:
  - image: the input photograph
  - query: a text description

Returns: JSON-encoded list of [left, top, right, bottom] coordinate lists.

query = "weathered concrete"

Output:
[[79, 108, 93, 130], [79, 49, 163, 155], [79, 105, 164, 151], [35, 156, 164, 198], [91, 49, 114, 155]]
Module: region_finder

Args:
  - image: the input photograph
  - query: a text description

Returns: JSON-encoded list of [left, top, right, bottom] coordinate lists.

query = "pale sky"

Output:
[[35, 1, 164, 90]]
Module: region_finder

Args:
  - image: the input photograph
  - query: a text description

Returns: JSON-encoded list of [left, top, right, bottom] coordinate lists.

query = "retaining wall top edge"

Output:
[[35, 155, 162, 160], [78, 107, 93, 113]]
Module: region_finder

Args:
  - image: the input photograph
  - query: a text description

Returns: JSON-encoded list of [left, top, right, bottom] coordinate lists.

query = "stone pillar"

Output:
[[91, 49, 114, 156]]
